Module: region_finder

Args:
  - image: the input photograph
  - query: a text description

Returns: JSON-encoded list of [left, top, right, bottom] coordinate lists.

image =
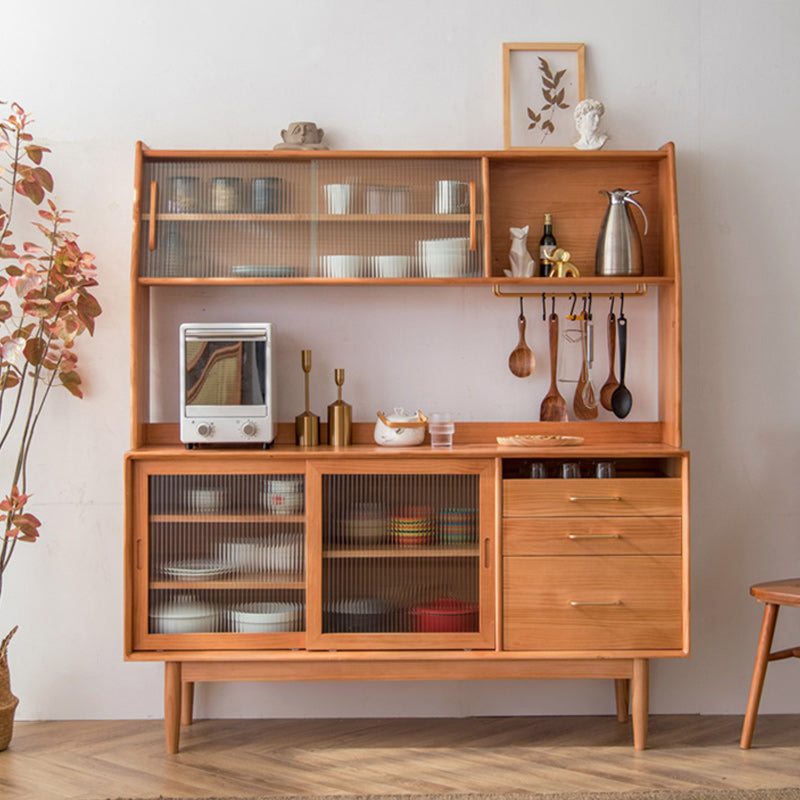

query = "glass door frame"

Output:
[[305, 457, 497, 651]]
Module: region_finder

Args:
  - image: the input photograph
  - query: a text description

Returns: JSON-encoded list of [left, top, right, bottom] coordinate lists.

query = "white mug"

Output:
[[324, 183, 353, 214], [433, 180, 469, 214]]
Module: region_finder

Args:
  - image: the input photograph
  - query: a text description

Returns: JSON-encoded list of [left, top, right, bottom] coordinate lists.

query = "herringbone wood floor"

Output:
[[2, 715, 799, 800]]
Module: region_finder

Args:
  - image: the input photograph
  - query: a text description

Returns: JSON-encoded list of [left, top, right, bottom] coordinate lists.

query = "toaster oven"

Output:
[[179, 322, 275, 447]]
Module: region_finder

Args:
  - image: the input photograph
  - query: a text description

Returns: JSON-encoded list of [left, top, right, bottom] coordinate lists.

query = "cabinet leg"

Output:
[[181, 681, 195, 726], [164, 662, 182, 754], [740, 602, 779, 749], [631, 658, 649, 750], [614, 678, 630, 723]]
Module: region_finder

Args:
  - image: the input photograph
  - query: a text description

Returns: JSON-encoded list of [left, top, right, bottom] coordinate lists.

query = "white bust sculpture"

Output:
[[573, 99, 608, 151]]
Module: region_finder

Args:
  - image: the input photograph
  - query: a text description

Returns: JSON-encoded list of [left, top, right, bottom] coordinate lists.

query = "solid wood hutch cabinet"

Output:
[[124, 143, 688, 752]]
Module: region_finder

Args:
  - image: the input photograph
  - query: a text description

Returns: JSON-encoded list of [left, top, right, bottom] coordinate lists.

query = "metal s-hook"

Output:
[[619, 292, 625, 317], [519, 296, 525, 321], [609, 295, 615, 316], [551, 295, 556, 317], [541, 292, 547, 321], [568, 292, 578, 320]]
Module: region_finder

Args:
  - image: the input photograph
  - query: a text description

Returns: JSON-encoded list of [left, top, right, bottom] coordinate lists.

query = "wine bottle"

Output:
[[539, 213, 557, 277]]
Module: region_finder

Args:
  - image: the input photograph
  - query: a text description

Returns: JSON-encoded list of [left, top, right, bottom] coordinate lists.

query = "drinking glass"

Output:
[[596, 461, 616, 479], [529, 462, 547, 479], [560, 462, 580, 479]]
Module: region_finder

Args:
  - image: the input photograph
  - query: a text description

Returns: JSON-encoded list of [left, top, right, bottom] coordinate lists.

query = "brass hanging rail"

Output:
[[491, 283, 648, 300]]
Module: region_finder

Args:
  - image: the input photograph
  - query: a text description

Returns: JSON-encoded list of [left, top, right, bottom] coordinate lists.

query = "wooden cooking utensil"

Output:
[[573, 315, 598, 420], [539, 313, 568, 422], [508, 302, 535, 378], [599, 311, 619, 411]]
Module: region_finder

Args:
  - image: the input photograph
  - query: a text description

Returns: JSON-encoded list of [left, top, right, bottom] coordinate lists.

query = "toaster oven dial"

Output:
[[241, 421, 257, 438], [196, 422, 214, 438]]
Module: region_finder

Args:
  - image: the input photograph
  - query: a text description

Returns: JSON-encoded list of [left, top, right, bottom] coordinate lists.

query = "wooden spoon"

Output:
[[539, 313, 568, 422], [599, 311, 619, 411], [611, 313, 633, 418], [508, 312, 535, 378], [573, 316, 598, 420]]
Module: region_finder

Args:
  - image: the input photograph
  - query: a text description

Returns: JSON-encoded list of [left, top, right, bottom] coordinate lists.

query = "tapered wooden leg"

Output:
[[614, 678, 630, 723], [740, 602, 779, 749], [631, 658, 649, 750], [164, 662, 182, 754], [181, 681, 194, 726]]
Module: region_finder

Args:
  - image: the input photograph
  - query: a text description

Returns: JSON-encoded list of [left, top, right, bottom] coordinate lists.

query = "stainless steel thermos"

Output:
[[595, 188, 648, 276]]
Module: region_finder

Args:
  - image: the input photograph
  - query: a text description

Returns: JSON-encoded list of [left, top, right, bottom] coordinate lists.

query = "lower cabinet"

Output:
[[126, 455, 497, 653], [501, 456, 688, 653]]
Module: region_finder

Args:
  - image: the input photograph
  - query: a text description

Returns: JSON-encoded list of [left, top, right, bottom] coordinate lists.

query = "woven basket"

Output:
[[0, 626, 19, 751]]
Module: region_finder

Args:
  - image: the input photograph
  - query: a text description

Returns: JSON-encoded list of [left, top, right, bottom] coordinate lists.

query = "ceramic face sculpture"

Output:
[[274, 121, 329, 150], [573, 99, 608, 151]]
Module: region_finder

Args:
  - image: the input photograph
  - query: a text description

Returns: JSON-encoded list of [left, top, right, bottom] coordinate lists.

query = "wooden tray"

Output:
[[496, 434, 585, 447]]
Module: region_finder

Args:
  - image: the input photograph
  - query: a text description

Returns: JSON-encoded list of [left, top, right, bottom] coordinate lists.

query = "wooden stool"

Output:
[[740, 578, 800, 749]]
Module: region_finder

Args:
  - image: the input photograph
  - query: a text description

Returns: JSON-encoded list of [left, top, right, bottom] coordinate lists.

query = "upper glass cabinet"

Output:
[[138, 157, 484, 281]]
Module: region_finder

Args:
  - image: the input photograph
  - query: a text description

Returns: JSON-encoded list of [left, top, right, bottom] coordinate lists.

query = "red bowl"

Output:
[[409, 598, 478, 632]]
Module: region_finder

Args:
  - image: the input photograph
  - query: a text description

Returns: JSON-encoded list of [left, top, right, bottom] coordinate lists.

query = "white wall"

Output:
[[2, 0, 800, 720]]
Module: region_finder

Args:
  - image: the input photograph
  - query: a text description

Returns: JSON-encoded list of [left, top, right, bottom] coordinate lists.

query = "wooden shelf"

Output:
[[323, 545, 478, 558], [150, 514, 305, 524], [150, 573, 305, 590]]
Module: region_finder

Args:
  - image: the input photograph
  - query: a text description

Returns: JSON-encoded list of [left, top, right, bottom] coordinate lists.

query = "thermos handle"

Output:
[[624, 195, 649, 236]]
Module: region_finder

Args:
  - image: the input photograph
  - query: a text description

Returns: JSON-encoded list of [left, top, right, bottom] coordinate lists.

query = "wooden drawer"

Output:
[[503, 555, 683, 651], [503, 478, 682, 517], [503, 516, 681, 556]]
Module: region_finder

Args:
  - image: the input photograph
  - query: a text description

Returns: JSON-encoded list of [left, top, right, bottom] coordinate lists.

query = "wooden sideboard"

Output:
[[125, 145, 686, 752]]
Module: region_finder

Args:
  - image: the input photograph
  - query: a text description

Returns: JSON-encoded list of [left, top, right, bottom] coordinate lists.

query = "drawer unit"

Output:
[[503, 517, 682, 556], [503, 555, 683, 651], [503, 478, 682, 518]]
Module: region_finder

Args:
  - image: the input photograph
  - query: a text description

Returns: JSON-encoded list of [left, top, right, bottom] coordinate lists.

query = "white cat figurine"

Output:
[[507, 225, 535, 278]]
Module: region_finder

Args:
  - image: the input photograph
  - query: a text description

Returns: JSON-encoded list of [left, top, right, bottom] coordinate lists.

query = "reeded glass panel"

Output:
[[140, 160, 310, 279], [315, 158, 484, 278], [139, 157, 484, 280], [147, 473, 305, 634], [322, 473, 480, 634]]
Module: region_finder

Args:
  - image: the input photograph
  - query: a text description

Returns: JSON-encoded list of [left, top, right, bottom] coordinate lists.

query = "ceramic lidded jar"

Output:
[[373, 408, 427, 447]]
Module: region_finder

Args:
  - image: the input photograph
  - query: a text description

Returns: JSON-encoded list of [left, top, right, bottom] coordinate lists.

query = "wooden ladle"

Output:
[[508, 301, 535, 378], [539, 312, 568, 422], [599, 311, 620, 411]]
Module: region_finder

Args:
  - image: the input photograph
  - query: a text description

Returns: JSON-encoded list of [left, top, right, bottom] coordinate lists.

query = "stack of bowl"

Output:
[[229, 601, 303, 633], [261, 478, 304, 515], [342, 503, 386, 545], [324, 597, 388, 633], [436, 507, 477, 544], [389, 506, 432, 546], [149, 596, 217, 634], [409, 597, 478, 633]]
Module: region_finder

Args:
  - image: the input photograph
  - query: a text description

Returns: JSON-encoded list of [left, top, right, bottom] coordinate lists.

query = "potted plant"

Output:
[[0, 103, 101, 750]]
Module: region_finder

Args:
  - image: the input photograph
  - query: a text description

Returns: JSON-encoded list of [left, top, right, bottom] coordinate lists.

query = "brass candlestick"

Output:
[[295, 349, 319, 446], [327, 368, 352, 446]]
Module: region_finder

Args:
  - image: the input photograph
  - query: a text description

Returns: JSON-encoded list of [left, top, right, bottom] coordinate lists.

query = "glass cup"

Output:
[[596, 461, 616, 479], [560, 462, 580, 479], [529, 462, 547, 479]]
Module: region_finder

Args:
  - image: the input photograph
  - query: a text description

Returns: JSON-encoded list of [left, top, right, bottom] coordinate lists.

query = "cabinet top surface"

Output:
[[138, 142, 675, 162], [125, 442, 688, 461]]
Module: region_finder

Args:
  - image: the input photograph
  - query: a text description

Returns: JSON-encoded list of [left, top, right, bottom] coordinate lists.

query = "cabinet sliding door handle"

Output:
[[568, 496, 621, 502], [483, 537, 490, 568], [568, 533, 620, 540], [570, 600, 622, 607], [148, 181, 158, 251], [468, 181, 477, 251]]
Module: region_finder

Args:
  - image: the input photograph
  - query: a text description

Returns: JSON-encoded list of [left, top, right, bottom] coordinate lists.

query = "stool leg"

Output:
[[740, 602, 779, 749]]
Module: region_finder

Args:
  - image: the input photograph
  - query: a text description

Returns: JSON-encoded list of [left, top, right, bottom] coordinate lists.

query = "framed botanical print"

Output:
[[503, 43, 586, 148]]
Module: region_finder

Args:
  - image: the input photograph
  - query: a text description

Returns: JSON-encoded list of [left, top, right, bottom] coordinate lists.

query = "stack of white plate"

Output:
[[162, 559, 233, 581], [418, 237, 469, 277], [224, 534, 304, 575], [229, 601, 303, 633]]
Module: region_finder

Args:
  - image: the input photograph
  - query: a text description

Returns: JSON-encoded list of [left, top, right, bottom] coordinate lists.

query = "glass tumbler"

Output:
[[560, 462, 580, 479]]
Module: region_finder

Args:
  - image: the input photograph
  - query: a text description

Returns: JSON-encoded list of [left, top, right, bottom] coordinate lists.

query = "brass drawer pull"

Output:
[[568, 533, 621, 540], [569, 495, 621, 502], [570, 600, 622, 607]]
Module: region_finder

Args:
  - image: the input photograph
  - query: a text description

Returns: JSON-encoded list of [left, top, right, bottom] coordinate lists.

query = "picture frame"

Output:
[[503, 43, 586, 149]]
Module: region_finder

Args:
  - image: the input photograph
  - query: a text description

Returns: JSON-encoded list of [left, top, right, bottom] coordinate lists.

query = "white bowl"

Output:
[[231, 601, 300, 632], [150, 599, 217, 634], [321, 254, 363, 278], [261, 489, 304, 514], [188, 488, 227, 513], [375, 255, 411, 278]]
